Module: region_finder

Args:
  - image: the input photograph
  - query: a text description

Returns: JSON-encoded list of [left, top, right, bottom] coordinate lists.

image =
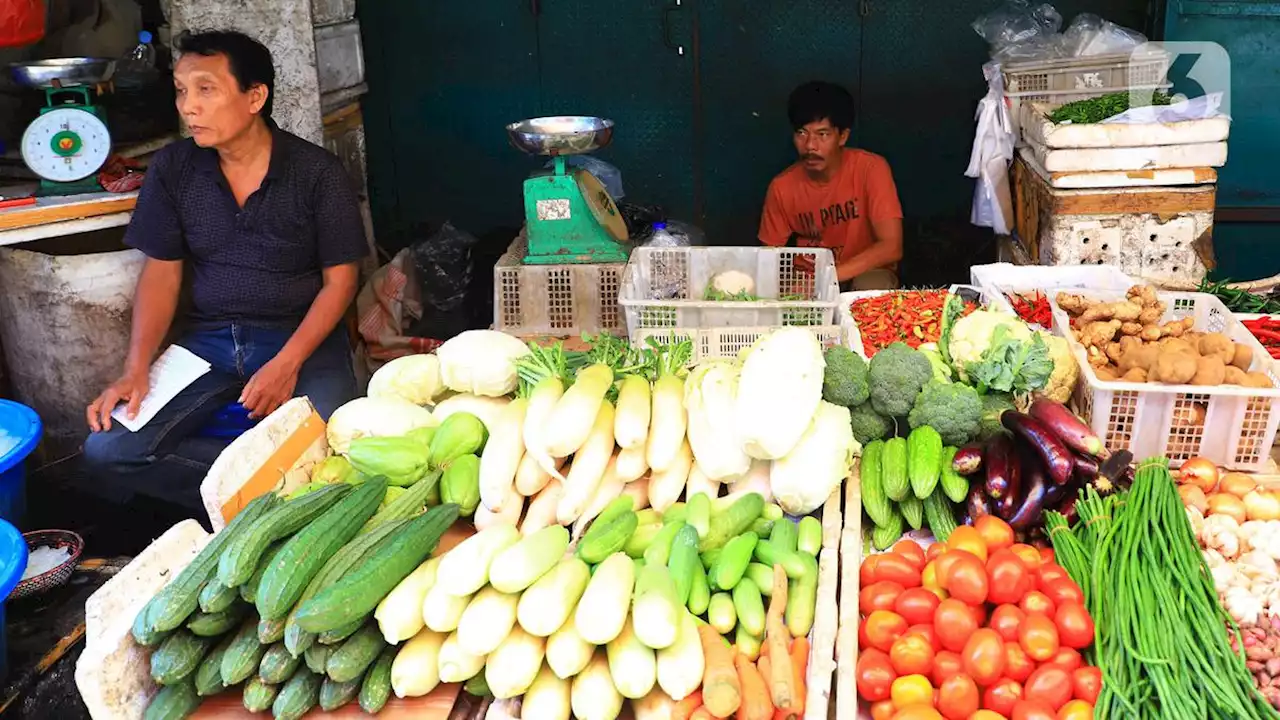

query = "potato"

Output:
[[1119, 343, 1158, 372], [1161, 338, 1197, 357], [1095, 365, 1119, 381], [1122, 367, 1149, 383], [1152, 353, 1198, 384], [1232, 343, 1254, 371], [1191, 356, 1226, 386], [1224, 366, 1249, 385], [1244, 372, 1275, 389], [1198, 333, 1234, 365]]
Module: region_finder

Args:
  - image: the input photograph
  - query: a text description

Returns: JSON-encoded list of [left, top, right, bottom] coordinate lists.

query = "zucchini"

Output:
[[872, 507, 904, 551], [326, 623, 386, 682], [768, 517, 798, 553], [318, 616, 365, 645], [194, 634, 235, 696], [577, 508, 638, 564], [272, 666, 323, 720], [242, 676, 279, 713], [924, 485, 958, 543], [907, 426, 943, 498], [700, 493, 765, 552], [440, 453, 481, 516], [255, 477, 387, 621], [218, 483, 351, 588], [143, 679, 201, 720], [732, 576, 766, 637], [710, 531, 758, 591], [938, 446, 970, 503], [899, 495, 924, 530], [136, 493, 278, 638], [358, 646, 396, 714], [295, 504, 460, 633], [667, 524, 700, 605], [259, 642, 302, 684], [150, 630, 214, 686], [797, 515, 822, 557], [239, 540, 286, 604], [319, 675, 363, 711], [785, 553, 820, 637], [304, 643, 334, 674], [186, 602, 247, 637], [220, 616, 267, 686], [882, 437, 910, 501], [197, 577, 239, 614], [360, 470, 441, 533], [860, 440, 892, 526], [257, 616, 285, 644]]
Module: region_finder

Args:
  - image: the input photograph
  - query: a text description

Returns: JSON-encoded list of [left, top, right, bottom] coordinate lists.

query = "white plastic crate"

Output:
[[492, 238, 626, 337], [1002, 51, 1171, 115], [1048, 289, 1280, 470], [632, 325, 844, 363], [971, 263, 1136, 326], [838, 285, 986, 359], [619, 246, 840, 340]]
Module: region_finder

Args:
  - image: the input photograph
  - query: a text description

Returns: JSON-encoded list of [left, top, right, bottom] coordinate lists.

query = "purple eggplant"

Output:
[[985, 435, 1018, 500], [1008, 449, 1050, 531], [967, 483, 993, 522], [1059, 495, 1080, 525], [953, 442, 985, 476], [1029, 398, 1105, 457], [1001, 411, 1075, 486], [1073, 453, 1100, 482]]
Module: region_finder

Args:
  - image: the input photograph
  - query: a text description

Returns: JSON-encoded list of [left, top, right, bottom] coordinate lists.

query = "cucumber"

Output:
[[242, 676, 279, 713], [797, 515, 822, 557], [360, 470, 442, 533], [686, 492, 711, 538], [305, 643, 334, 674], [197, 577, 240, 614], [700, 493, 765, 552], [577, 508, 638, 564], [326, 624, 386, 682], [272, 666, 323, 720], [218, 483, 351, 588], [642, 521, 684, 566], [143, 680, 201, 720], [150, 630, 214, 686], [786, 554, 820, 637], [761, 503, 784, 522], [882, 437, 910, 501], [899, 495, 924, 530], [136, 493, 278, 638], [320, 675, 363, 711], [732, 577, 766, 637], [872, 508, 904, 551], [744, 563, 775, 597], [907, 426, 943, 498], [624, 521, 665, 558], [710, 531, 758, 591], [318, 616, 365, 645], [358, 646, 396, 714], [860, 440, 893, 527], [662, 503, 688, 525], [440, 453, 481, 516], [186, 602, 247, 637], [938, 446, 970, 503], [259, 642, 302, 684], [294, 504, 460, 633], [735, 624, 763, 661], [687, 561, 710, 615], [257, 616, 286, 644], [750, 517, 774, 537], [769, 517, 798, 553], [256, 477, 387, 621], [708, 592, 736, 634], [667, 524, 700, 605], [464, 672, 493, 697], [924, 485, 959, 543], [220, 616, 267, 686], [239, 540, 286, 604], [193, 634, 235, 696], [752, 540, 810, 580], [700, 547, 721, 571]]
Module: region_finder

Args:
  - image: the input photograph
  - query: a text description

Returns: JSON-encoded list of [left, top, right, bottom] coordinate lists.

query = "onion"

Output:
[[1178, 457, 1221, 493], [1219, 472, 1258, 498], [1243, 490, 1280, 522], [1179, 484, 1209, 514], [1207, 493, 1247, 524]]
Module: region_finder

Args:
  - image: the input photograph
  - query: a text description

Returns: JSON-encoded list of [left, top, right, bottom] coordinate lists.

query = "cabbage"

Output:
[[684, 361, 751, 481], [432, 393, 511, 433], [734, 327, 825, 460], [368, 354, 443, 405], [770, 401, 859, 514], [326, 396, 437, 455], [436, 330, 531, 397]]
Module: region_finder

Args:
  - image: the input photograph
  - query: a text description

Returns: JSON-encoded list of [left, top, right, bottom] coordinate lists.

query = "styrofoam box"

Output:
[[1016, 146, 1217, 190], [632, 325, 844, 363], [839, 285, 986, 359], [619, 246, 840, 340], [971, 263, 1135, 322], [1023, 136, 1228, 173], [1048, 288, 1280, 470], [1019, 100, 1231, 150]]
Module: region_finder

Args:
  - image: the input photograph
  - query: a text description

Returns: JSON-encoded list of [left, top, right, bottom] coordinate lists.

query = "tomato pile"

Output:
[[856, 516, 1100, 720]]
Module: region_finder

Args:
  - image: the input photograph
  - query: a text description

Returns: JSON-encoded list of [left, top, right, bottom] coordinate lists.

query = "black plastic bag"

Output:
[[408, 221, 478, 340]]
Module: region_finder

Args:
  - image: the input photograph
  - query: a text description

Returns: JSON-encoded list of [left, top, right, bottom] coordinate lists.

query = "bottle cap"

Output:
[[139, 30, 153, 43], [652, 222, 667, 230]]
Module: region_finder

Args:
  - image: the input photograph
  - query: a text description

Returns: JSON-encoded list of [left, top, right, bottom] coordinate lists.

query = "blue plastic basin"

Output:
[[0, 519, 29, 682], [0, 400, 41, 527]]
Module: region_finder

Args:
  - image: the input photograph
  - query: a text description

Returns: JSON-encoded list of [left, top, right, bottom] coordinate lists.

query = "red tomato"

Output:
[[922, 560, 947, 600], [894, 540, 928, 570], [1010, 543, 1043, 571], [983, 678, 1024, 716], [989, 604, 1027, 643], [1071, 667, 1101, 704], [866, 610, 910, 652], [863, 555, 883, 588], [1039, 548, 1055, 565], [870, 700, 897, 720], [970, 712, 1008, 720], [891, 707, 944, 720], [1042, 577, 1085, 607], [1054, 603, 1095, 650], [1019, 591, 1056, 617], [961, 629, 1006, 686], [1023, 666, 1073, 711], [935, 550, 973, 587], [926, 541, 947, 562], [1003, 642, 1035, 683], [897, 588, 943, 625], [876, 553, 924, 589], [935, 599, 980, 653], [860, 616, 873, 648], [862, 581, 907, 614], [974, 516, 1016, 552], [933, 651, 965, 686], [969, 603, 989, 628], [891, 675, 936, 710], [891, 634, 937, 676], [938, 674, 981, 720], [906, 624, 942, 653], [856, 648, 897, 702], [944, 552, 990, 605], [1035, 564, 1069, 591], [1019, 613, 1061, 662], [986, 550, 1033, 605], [1045, 648, 1082, 673], [1011, 699, 1057, 720], [1057, 700, 1094, 720], [948, 526, 990, 561]]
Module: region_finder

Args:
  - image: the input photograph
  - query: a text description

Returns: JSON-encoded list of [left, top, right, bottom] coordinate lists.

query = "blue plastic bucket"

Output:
[[0, 400, 41, 527], [0, 519, 28, 682]]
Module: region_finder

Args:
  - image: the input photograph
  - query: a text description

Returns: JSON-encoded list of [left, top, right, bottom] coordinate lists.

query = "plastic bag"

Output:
[[1061, 13, 1146, 57], [972, 0, 1061, 52], [543, 155, 625, 200], [408, 221, 477, 340], [967, 62, 1015, 235], [643, 220, 707, 301], [618, 202, 666, 244]]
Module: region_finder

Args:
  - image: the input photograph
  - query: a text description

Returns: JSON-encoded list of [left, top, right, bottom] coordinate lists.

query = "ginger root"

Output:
[[1081, 301, 1142, 323], [1056, 292, 1089, 315], [1080, 320, 1123, 348], [1127, 284, 1159, 307], [1191, 356, 1227, 386]]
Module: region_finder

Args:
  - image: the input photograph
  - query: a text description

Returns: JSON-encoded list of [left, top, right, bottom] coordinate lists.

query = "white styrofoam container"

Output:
[[1024, 137, 1228, 173], [632, 325, 844, 363], [839, 285, 986, 358], [1048, 288, 1280, 470], [1019, 100, 1231, 149], [1017, 146, 1218, 190], [619, 246, 840, 339], [971, 263, 1136, 327]]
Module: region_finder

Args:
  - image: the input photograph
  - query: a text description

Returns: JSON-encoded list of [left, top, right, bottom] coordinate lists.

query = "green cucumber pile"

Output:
[[861, 426, 970, 549]]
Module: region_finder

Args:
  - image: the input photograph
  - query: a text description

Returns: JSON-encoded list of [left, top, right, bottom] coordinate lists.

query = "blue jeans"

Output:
[[82, 323, 357, 510]]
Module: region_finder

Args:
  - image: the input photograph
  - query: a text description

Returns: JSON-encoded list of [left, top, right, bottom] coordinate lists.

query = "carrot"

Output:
[[691, 708, 715, 720], [765, 565, 796, 711], [673, 691, 704, 720], [698, 622, 742, 718], [788, 637, 809, 717], [735, 653, 774, 720], [757, 655, 772, 685]]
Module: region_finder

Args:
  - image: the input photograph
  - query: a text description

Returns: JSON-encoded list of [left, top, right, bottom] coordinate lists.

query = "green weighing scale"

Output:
[[505, 116, 630, 264], [11, 58, 115, 196]]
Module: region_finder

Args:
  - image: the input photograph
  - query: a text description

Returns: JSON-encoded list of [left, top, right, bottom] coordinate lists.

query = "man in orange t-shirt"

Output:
[[758, 81, 904, 289]]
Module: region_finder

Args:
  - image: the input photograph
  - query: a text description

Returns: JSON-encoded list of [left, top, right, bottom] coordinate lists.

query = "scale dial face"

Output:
[[21, 107, 111, 183]]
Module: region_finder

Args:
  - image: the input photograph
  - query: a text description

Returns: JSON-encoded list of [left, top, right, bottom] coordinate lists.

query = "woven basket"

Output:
[[12, 529, 84, 600]]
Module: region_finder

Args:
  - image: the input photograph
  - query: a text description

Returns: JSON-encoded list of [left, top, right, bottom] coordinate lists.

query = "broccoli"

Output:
[[867, 342, 934, 418], [822, 346, 869, 407], [977, 392, 1016, 440], [850, 401, 892, 444], [908, 380, 983, 446]]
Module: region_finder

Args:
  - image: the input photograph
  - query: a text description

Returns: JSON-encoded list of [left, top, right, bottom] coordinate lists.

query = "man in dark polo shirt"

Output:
[[82, 30, 367, 509]]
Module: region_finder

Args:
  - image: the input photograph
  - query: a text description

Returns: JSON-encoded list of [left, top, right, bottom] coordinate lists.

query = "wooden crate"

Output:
[[836, 461, 863, 720]]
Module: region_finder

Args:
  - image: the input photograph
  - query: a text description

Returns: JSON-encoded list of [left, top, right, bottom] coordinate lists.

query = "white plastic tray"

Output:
[[839, 285, 987, 359]]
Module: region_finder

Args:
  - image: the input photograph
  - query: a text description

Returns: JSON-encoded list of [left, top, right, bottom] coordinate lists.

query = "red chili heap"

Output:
[[850, 291, 977, 357], [1241, 316, 1280, 359], [1006, 291, 1053, 329]]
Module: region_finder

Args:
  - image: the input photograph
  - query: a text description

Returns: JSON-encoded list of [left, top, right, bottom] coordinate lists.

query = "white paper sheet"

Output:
[[111, 345, 212, 432]]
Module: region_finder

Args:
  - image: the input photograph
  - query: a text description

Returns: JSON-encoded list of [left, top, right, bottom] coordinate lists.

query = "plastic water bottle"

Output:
[[117, 30, 159, 91], [125, 31, 156, 70]]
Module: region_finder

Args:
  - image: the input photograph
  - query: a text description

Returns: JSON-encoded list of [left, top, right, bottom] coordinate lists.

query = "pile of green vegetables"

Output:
[[1048, 459, 1280, 720], [1048, 91, 1173, 125], [1199, 277, 1280, 315]]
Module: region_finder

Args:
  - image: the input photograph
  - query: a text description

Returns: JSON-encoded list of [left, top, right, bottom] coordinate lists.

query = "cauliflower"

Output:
[[1037, 332, 1078, 404], [908, 380, 983, 446], [947, 309, 1033, 382], [821, 346, 870, 407], [867, 342, 933, 418]]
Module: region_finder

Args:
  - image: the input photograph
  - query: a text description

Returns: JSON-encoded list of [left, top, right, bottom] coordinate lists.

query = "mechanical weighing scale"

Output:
[[9, 58, 115, 196], [505, 116, 630, 265]]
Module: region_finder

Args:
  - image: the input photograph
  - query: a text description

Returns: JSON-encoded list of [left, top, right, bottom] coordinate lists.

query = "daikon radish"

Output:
[[521, 476, 565, 535], [474, 494, 523, 530], [685, 463, 722, 500], [572, 455, 626, 541], [616, 444, 649, 483], [556, 401, 617, 525], [520, 345, 569, 480], [515, 453, 564, 496], [649, 440, 693, 513], [478, 397, 528, 512], [545, 364, 614, 458], [621, 477, 651, 511], [615, 375, 652, 450], [646, 341, 692, 472], [723, 460, 773, 504]]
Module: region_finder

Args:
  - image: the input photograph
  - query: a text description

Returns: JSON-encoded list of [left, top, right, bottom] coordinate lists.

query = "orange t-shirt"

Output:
[[758, 149, 903, 265]]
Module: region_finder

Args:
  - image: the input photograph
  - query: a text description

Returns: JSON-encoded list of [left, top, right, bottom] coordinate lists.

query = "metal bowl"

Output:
[[506, 116, 614, 156], [10, 58, 116, 89]]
